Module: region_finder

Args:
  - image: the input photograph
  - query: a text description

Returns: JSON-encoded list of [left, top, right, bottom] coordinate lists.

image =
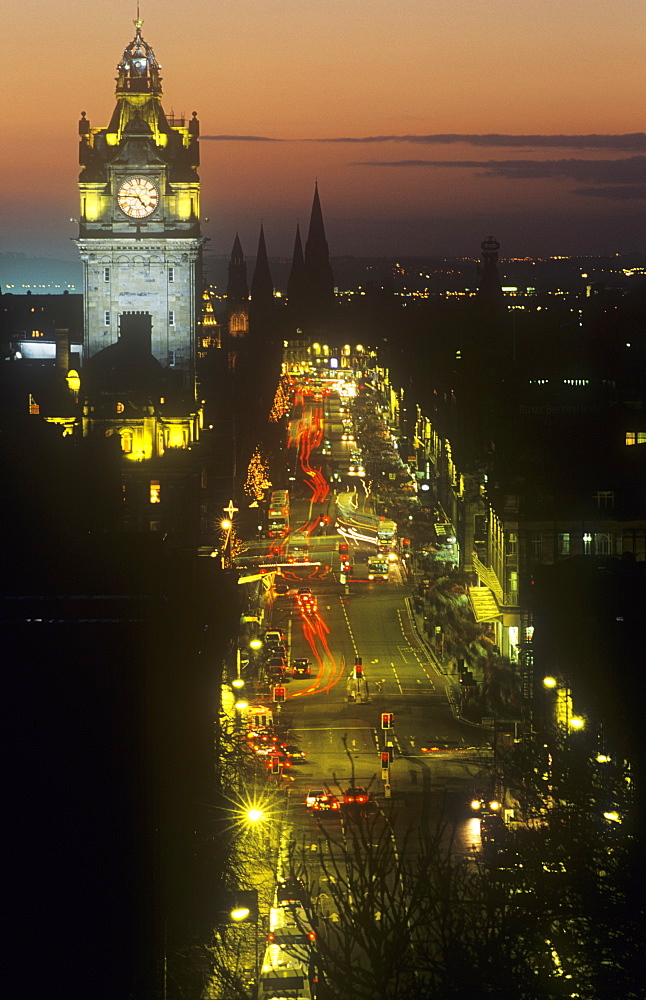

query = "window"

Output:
[[558, 532, 570, 556], [595, 533, 611, 555], [531, 532, 542, 561], [583, 533, 592, 555], [168, 266, 175, 283], [103, 267, 110, 282], [104, 311, 110, 326], [169, 310, 175, 326], [625, 431, 646, 445], [150, 480, 161, 504], [149, 520, 162, 532], [593, 491, 614, 510], [168, 350, 176, 367], [120, 429, 133, 454], [507, 532, 517, 557]]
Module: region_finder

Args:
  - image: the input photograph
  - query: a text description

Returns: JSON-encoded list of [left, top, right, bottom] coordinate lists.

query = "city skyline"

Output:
[[1, 0, 644, 266]]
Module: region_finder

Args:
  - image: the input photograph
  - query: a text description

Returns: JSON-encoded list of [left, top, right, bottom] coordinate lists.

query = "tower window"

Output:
[[169, 310, 175, 326], [104, 311, 110, 326], [593, 491, 614, 510], [103, 267, 110, 282], [150, 480, 161, 504], [168, 266, 175, 283]]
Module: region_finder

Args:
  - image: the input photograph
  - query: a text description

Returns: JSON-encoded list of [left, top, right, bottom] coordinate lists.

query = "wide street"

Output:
[[240, 375, 493, 926]]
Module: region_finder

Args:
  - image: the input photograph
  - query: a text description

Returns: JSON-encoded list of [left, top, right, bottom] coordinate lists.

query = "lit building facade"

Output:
[[76, 21, 204, 393]]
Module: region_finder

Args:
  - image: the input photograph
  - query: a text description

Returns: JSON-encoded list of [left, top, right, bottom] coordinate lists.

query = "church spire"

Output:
[[304, 183, 335, 316], [226, 234, 249, 338], [250, 224, 274, 312]]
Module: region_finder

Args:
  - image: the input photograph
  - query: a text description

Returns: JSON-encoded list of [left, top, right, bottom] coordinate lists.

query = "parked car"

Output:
[[292, 658, 312, 677], [282, 744, 306, 760]]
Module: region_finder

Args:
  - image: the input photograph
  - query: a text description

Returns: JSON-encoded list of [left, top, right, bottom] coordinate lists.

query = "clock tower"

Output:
[[76, 21, 203, 391]]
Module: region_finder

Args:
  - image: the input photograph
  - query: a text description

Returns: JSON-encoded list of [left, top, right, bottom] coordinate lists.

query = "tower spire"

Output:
[[303, 182, 334, 317]]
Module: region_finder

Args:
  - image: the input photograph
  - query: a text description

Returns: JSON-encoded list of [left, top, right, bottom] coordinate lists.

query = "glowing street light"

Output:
[[543, 676, 558, 689], [570, 716, 585, 730]]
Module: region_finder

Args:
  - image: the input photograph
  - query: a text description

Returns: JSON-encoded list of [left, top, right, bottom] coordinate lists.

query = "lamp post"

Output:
[[220, 499, 239, 568]]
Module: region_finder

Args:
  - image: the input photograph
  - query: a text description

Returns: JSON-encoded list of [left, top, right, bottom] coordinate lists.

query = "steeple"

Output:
[[287, 224, 306, 304], [303, 183, 335, 319], [250, 224, 274, 313], [226, 234, 249, 338]]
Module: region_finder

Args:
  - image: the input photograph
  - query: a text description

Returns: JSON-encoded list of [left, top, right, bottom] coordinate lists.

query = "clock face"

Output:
[[117, 176, 159, 219]]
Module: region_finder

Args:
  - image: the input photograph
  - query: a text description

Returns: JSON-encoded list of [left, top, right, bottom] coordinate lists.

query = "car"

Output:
[[311, 793, 340, 813], [296, 589, 317, 614], [343, 786, 369, 806], [305, 788, 326, 808], [282, 744, 306, 760], [274, 581, 289, 595], [266, 643, 287, 659], [276, 877, 308, 907], [264, 629, 284, 645], [291, 658, 312, 677], [341, 431, 355, 442], [264, 752, 293, 770]]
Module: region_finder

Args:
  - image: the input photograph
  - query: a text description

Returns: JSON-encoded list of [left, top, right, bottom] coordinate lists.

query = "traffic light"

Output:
[[381, 712, 394, 730], [386, 741, 394, 763], [339, 542, 349, 555], [355, 657, 363, 679], [271, 756, 281, 774], [380, 751, 390, 771], [273, 686, 286, 703]]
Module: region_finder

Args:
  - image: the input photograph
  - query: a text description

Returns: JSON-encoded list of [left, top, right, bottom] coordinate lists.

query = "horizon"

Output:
[[1, 1, 644, 261]]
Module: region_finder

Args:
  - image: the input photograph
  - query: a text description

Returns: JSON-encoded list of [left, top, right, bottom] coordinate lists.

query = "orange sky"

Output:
[[1, 0, 644, 262]]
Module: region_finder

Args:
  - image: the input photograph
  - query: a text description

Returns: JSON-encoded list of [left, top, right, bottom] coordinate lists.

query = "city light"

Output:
[[543, 676, 558, 688]]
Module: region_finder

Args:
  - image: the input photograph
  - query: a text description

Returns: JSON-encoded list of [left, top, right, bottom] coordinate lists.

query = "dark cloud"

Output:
[[571, 184, 646, 201], [318, 133, 646, 151], [200, 134, 282, 142], [352, 156, 646, 184]]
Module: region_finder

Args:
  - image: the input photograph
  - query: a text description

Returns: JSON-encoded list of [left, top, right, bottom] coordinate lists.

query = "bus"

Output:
[[268, 490, 290, 537], [367, 555, 389, 580]]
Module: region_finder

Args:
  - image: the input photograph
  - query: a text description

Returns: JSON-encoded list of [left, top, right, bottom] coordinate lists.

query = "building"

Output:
[[76, 20, 203, 392]]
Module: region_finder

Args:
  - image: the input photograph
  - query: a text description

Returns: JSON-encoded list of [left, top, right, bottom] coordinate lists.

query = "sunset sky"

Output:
[[1, 0, 644, 265]]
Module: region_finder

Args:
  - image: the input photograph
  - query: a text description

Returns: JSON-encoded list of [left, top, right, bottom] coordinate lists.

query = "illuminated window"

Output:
[[150, 480, 161, 504], [120, 429, 133, 453], [29, 394, 40, 415], [593, 491, 614, 510], [168, 266, 175, 283], [169, 310, 175, 326], [625, 431, 646, 445], [558, 532, 570, 556], [583, 533, 592, 555], [149, 520, 161, 531], [104, 311, 110, 326], [507, 532, 517, 557], [168, 350, 176, 367], [104, 267, 110, 282], [115, 401, 125, 414]]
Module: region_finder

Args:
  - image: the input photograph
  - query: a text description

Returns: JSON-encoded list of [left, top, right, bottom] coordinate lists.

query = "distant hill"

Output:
[[0, 252, 82, 293]]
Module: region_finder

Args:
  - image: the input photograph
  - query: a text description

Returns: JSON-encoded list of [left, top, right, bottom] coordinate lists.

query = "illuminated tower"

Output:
[[76, 21, 203, 392]]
